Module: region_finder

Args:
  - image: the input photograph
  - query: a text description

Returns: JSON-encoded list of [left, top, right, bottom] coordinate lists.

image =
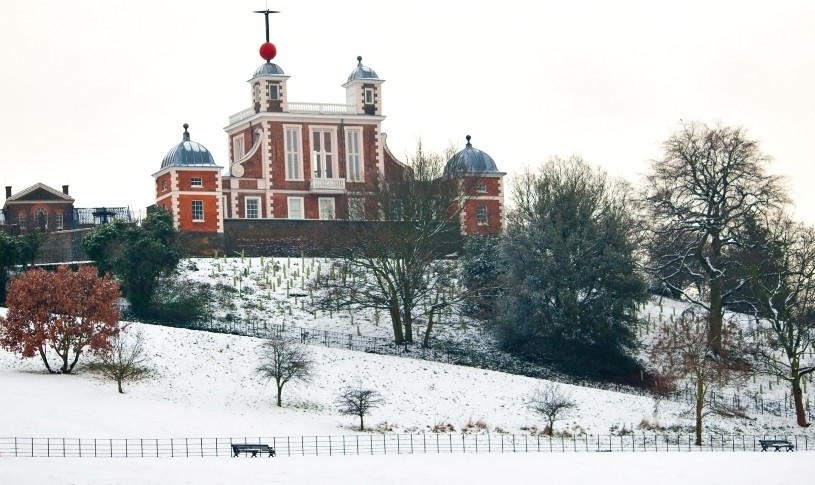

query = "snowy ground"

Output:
[[2, 453, 812, 485], [1, 258, 813, 483]]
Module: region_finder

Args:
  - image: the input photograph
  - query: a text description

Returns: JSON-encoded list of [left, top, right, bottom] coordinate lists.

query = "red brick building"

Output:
[[153, 14, 504, 237], [2, 183, 75, 232]]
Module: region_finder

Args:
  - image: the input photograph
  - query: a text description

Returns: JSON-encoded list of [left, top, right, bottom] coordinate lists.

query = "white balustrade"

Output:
[[311, 178, 346, 192]]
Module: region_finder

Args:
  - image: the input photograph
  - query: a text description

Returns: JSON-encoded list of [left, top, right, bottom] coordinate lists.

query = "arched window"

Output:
[[34, 208, 48, 230]]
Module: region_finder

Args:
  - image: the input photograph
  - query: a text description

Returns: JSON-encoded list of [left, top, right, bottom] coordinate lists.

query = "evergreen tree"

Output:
[[500, 157, 647, 379]]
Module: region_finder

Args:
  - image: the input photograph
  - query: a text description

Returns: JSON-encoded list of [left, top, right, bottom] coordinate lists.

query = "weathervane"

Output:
[[254, 8, 280, 62]]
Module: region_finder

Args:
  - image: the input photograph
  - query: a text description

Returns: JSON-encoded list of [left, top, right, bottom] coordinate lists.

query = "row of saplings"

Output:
[[0, 265, 574, 433]]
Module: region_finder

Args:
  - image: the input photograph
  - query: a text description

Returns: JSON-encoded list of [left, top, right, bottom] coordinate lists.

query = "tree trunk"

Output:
[[708, 277, 723, 356], [276, 382, 283, 407], [359, 413, 364, 431], [792, 374, 809, 427], [403, 311, 414, 344], [38, 346, 54, 374], [68, 347, 82, 373], [695, 379, 704, 446], [423, 313, 435, 348], [389, 302, 404, 345], [117, 378, 124, 394]]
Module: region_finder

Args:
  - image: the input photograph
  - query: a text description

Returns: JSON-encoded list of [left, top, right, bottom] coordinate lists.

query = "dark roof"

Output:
[[253, 62, 285, 77], [160, 124, 216, 169], [347, 56, 379, 82], [444, 136, 500, 175]]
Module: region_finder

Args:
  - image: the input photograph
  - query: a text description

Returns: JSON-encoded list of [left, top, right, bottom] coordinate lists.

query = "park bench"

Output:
[[758, 439, 794, 452], [231, 443, 276, 457]]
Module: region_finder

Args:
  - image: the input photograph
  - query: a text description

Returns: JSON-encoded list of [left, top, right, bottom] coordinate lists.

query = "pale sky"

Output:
[[1, 0, 813, 221]]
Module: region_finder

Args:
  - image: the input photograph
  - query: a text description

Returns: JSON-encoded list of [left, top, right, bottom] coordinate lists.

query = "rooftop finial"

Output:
[[465, 135, 472, 147], [255, 9, 280, 61], [357, 55, 363, 66], [183, 123, 190, 141]]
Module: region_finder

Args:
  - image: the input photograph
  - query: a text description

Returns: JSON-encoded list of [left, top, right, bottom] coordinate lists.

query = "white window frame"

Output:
[[348, 197, 365, 221], [287, 196, 304, 220], [192, 200, 204, 221], [222, 195, 228, 218], [284, 125, 304, 180], [475, 182, 487, 193], [245, 196, 261, 219], [162, 180, 167, 192], [18, 213, 26, 225], [233, 134, 246, 162], [364, 87, 375, 105], [268, 83, 280, 100], [476, 205, 488, 225], [318, 197, 336, 220], [190, 177, 203, 187], [56, 212, 63, 230], [344, 127, 364, 182], [310, 127, 337, 179]]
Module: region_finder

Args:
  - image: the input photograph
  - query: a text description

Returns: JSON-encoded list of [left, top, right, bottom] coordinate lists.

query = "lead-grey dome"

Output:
[[347, 56, 378, 82], [253, 61, 285, 77], [444, 136, 499, 175], [160, 124, 216, 169]]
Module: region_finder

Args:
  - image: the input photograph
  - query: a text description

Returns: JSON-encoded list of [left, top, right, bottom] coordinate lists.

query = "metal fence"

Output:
[[0, 434, 809, 458], [145, 316, 814, 423]]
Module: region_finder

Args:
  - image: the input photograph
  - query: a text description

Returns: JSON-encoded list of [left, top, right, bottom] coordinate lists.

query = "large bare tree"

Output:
[[314, 143, 471, 345], [745, 214, 815, 427], [642, 121, 787, 355]]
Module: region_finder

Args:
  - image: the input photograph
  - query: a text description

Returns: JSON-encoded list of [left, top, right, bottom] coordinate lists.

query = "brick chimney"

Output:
[[5, 186, 11, 199], [62, 185, 69, 196]]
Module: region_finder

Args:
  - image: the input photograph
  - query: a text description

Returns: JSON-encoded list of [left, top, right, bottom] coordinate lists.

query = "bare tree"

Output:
[[649, 307, 746, 445], [528, 383, 577, 435], [642, 121, 787, 355], [335, 381, 385, 431], [256, 337, 315, 407], [744, 214, 815, 427], [314, 142, 472, 345], [90, 324, 150, 393]]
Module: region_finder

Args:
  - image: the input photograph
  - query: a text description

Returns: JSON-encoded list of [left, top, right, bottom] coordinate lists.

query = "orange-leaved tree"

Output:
[[0, 265, 121, 374]]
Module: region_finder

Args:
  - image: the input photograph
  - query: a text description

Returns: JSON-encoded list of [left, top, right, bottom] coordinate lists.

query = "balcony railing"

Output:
[[228, 108, 255, 125], [288, 102, 355, 114], [310, 178, 346, 192]]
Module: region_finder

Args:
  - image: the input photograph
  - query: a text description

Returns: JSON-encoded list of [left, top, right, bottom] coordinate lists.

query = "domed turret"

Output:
[[160, 124, 216, 169], [444, 136, 499, 175], [347, 56, 379, 82], [253, 62, 285, 77]]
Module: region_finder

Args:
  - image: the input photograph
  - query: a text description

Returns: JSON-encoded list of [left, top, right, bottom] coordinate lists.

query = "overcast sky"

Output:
[[1, 0, 813, 221]]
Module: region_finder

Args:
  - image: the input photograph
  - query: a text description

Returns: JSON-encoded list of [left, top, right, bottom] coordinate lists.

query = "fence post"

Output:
[[449, 434, 452, 453], [171, 438, 174, 458]]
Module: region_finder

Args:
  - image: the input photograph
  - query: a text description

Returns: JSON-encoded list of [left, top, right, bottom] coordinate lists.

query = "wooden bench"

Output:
[[758, 439, 794, 452], [231, 443, 276, 457]]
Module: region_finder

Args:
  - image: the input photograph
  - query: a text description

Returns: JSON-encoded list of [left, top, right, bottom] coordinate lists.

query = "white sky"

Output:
[[1, 0, 813, 221]]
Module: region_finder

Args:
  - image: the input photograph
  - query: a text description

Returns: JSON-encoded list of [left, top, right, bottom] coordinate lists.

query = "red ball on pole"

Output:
[[259, 42, 277, 61]]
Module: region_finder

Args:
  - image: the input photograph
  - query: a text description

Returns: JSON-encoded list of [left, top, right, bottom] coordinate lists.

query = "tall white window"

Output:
[[252, 83, 261, 104], [268, 84, 280, 100], [311, 128, 335, 179], [192, 200, 204, 221], [284, 126, 303, 180], [348, 197, 365, 220], [18, 213, 26, 226], [345, 128, 363, 182], [476, 205, 488, 225], [56, 212, 64, 230], [318, 198, 335, 220], [288, 197, 304, 219], [245, 197, 261, 219], [190, 177, 203, 187], [364, 88, 375, 105], [233, 135, 245, 161]]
